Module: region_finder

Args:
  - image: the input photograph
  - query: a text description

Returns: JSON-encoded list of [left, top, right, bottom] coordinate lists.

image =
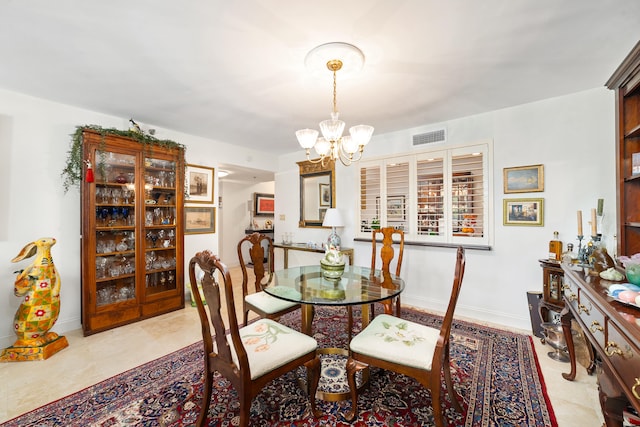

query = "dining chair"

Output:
[[344, 246, 466, 427], [188, 250, 321, 427], [238, 232, 300, 326]]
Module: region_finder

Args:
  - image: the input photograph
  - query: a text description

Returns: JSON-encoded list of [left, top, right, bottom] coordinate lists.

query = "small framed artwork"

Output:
[[254, 193, 274, 216], [503, 198, 544, 226], [319, 183, 330, 207], [387, 195, 406, 221], [319, 208, 327, 221], [185, 164, 214, 203], [185, 207, 216, 234], [503, 164, 544, 193]]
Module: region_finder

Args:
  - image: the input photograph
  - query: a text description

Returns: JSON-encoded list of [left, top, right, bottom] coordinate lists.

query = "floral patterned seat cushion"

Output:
[[349, 314, 440, 370], [245, 290, 299, 314], [226, 318, 317, 380]]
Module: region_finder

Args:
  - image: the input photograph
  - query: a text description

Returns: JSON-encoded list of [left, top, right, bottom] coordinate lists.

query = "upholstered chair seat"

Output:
[[349, 314, 440, 370]]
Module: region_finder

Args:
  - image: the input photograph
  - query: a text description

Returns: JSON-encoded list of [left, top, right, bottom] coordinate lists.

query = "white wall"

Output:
[[219, 180, 275, 267], [0, 88, 278, 348], [276, 87, 616, 331]]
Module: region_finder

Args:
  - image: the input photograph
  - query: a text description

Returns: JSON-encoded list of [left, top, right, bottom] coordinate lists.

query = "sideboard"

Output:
[[561, 264, 640, 426]]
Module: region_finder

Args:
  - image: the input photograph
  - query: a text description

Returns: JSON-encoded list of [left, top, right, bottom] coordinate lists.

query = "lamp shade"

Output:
[[322, 208, 344, 227]]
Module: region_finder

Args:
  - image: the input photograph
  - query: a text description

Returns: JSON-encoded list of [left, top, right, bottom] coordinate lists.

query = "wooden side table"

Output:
[[273, 243, 354, 268]]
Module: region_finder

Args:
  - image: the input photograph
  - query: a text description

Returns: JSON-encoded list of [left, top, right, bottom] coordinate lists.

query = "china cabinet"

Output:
[[606, 41, 640, 257], [80, 129, 185, 335]]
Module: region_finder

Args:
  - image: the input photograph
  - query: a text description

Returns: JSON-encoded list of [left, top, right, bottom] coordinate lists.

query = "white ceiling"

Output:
[[1, 1, 639, 169]]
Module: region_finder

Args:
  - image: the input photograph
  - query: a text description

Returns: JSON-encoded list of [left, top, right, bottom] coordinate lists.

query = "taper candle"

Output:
[[591, 208, 597, 236], [577, 210, 583, 235]]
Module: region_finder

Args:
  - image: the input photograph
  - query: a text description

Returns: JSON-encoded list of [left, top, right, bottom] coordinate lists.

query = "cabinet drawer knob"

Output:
[[605, 341, 633, 359], [578, 303, 591, 315], [566, 293, 577, 302], [589, 320, 604, 333], [633, 378, 640, 400]]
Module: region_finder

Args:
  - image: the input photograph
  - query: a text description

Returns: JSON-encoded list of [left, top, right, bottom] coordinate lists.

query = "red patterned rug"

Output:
[[2, 307, 557, 426]]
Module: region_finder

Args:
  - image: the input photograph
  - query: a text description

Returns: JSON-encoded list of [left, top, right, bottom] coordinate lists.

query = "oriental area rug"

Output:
[[3, 307, 557, 427]]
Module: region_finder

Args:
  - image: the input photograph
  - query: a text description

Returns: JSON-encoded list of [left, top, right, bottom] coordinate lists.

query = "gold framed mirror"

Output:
[[297, 159, 335, 227]]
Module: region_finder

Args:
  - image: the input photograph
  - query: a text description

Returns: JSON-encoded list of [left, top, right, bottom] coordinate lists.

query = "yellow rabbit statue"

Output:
[[1, 237, 69, 362]]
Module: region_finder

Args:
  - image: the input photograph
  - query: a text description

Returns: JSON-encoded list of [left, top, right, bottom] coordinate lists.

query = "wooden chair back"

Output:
[[370, 227, 405, 316], [371, 227, 405, 276], [238, 232, 274, 295]]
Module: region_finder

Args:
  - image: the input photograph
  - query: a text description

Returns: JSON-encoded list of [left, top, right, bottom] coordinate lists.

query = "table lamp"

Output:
[[322, 208, 344, 249]]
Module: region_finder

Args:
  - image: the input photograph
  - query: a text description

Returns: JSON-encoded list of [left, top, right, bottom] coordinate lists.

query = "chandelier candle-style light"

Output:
[[296, 42, 374, 166]]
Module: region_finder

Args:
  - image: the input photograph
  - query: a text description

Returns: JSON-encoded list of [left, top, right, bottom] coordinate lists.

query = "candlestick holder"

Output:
[[577, 235, 588, 264]]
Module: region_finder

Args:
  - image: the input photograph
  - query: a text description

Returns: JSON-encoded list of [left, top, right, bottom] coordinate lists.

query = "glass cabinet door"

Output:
[[94, 150, 137, 307], [143, 157, 178, 297]]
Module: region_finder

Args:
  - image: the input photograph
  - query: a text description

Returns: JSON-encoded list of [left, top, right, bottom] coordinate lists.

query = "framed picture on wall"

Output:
[[503, 164, 544, 193], [503, 198, 544, 226], [319, 183, 330, 207], [185, 207, 216, 234], [185, 164, 214, 203], [254, 193, 274, 216]]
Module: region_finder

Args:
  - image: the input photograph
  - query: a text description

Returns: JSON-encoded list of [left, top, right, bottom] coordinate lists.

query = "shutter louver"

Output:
[[360, 165, 380, 232], [386, 162, 410, 233]]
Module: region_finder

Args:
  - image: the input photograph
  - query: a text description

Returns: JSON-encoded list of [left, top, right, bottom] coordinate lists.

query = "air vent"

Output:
[[412, 128, 446, 146]]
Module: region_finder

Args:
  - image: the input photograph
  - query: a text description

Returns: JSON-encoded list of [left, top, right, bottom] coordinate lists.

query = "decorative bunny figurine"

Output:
[[1, 237, 68, 361]]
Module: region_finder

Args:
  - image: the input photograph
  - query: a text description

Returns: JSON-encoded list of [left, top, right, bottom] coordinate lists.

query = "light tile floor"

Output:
[[0, 267, 604, 426]]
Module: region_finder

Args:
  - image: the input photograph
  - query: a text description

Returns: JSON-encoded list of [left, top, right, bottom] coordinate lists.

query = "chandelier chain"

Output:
[[332, 68, 338, 115]]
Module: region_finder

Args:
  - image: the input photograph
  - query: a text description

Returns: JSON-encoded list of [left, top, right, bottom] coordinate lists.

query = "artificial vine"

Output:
[[61, 124, 186, 193]]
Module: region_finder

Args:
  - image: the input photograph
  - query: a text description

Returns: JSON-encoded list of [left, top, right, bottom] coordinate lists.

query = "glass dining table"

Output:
[[264, 264, 405, 337], [263, 264, 405, 401]]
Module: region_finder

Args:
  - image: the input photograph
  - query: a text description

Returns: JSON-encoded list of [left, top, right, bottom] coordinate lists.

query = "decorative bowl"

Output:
[[320, 260, 345, 280], [626, 263, 640, 286]]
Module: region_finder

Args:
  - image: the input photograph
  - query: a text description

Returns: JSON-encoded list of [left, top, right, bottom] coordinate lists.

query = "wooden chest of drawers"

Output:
[[561, 265, 640, 427]]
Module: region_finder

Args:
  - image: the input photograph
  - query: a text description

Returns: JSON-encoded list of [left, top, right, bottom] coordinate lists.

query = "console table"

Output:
[[561, 264, 640, 426], [273, 243, 354, 268]]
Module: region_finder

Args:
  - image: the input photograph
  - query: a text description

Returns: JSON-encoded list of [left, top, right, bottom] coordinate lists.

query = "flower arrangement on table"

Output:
[[320, 245, 345, 280], [618, 253, 640, 286]]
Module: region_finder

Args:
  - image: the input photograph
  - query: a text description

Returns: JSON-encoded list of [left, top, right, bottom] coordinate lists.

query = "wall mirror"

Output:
[[298, 159, 335, 227]]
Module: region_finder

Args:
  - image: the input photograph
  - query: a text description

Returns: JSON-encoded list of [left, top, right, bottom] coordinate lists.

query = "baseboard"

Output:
[[402, 295, 532, 334]]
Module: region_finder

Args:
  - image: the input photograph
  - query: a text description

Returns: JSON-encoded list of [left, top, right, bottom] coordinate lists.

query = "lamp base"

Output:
[[327, 227, 341, 249]]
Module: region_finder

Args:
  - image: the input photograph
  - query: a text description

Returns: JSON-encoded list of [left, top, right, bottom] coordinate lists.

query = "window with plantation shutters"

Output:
[[357, 142, 491, 246]]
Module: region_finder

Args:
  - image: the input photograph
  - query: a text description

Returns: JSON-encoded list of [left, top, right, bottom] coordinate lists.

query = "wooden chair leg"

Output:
[[395, 295, 401, 318], [197, 371, 213, 427], [443, 348, 463, 414], [431, 381, 445, 427], [306, 356, 322, 417], [344, 358, 367, 422], [243, 309, 249, 327], [239, 392, 252, 427]]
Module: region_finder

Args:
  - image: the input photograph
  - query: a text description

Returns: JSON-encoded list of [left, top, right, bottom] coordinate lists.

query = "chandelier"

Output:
[[296, 42, 374, 166]]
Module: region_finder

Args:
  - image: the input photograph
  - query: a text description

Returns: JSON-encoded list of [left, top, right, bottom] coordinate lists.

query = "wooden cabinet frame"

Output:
[[80, 130, 185, 335]]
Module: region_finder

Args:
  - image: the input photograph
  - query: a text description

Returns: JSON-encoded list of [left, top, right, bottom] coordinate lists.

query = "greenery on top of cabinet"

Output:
[[61, 125, 186, 193]]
